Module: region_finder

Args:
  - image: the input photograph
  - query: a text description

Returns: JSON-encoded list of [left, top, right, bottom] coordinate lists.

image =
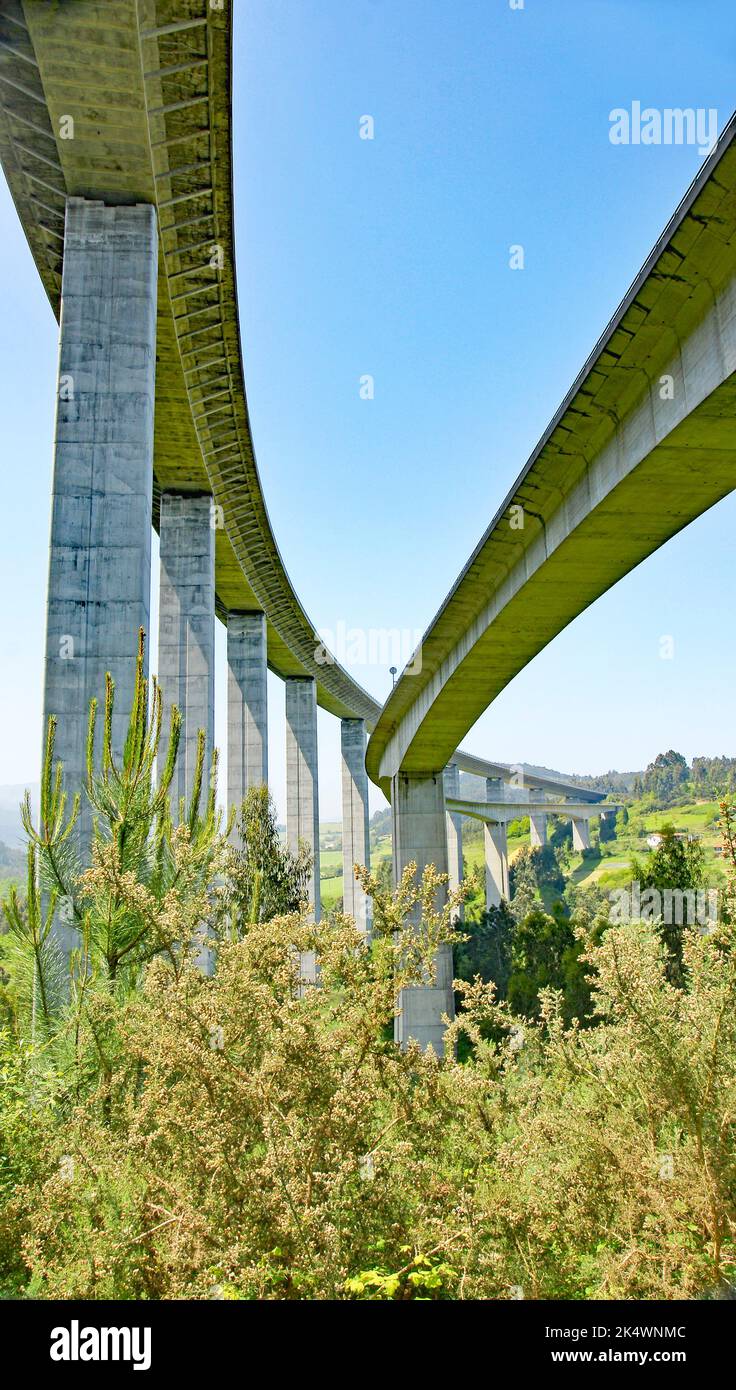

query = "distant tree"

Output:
[[506, 902, 595, 1025], [599, 811, 617, 844], [455, 900, 514, 999], [373, 857, 393, 894], [509, 844, 565, 917], [643, 750, 688, 804], [227, 785, 311, 929], [548, 817, 573, 853], [630, 823, 705, 984]]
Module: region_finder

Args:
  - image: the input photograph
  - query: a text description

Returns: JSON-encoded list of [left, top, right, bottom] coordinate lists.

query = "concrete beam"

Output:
[[157, 492, 215, 810], [43, 198, 157, 905], [285, 676, 321, 940], [447, 798, 618, 824], [340, 718, 372, 940], [227, 611, 268, 822], [392, 771, 454, 1055]]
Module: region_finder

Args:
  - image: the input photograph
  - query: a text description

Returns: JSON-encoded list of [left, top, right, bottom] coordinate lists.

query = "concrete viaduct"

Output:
[[2, 3, 725, 1052], [367, 111, 736, 1048]]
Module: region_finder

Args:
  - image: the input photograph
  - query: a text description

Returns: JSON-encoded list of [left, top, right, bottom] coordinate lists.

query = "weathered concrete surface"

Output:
[[227, 611, 268, 820], [285, 677, 321, 935], [43, 198, 157, 893], [157, 492, 215, 810], [443, 763, 464, 921], [529, 811, 547, 848], [392, 772, 454, 1055], [367, 118, 736, 794], [340, 718, 372, 939]]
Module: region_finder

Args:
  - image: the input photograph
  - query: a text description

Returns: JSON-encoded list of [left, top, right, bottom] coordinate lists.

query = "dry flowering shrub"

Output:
[[13, 893, 736, 1300], [4, 642, 736, 1299], [19, 870, 470, 1299]]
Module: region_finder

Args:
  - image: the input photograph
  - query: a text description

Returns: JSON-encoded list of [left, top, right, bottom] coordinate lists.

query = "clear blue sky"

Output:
[[1, 0, 735, 824]]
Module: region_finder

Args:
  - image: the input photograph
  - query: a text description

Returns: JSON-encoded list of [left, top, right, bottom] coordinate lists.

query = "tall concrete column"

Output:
[[529, 808, 547, 847], [484, 821, 510, 907], [572, 817, 591, 851], [484, 776, 509, 908], [518, 783, 546, 846], [443, 762, 464, 920], [43, 198, 157, 903], [227, 611, 268, 824], [391, 771, 454, 1055], [285, 677, 321, 936], [340, 718, 372, 940], [157, 492, 215, 811]]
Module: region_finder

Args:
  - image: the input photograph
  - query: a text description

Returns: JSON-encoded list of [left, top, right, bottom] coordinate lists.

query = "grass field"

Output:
[[318, 798, 728, 913]]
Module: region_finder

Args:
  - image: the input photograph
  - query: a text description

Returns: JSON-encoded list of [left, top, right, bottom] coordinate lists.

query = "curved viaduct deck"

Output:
[[0, 0, 606, 808], [0, 0, 377, 723], [367, 115, 736, 797]]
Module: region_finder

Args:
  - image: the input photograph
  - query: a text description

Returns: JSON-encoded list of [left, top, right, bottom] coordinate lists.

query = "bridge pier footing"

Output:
[[340, 718, 372, 940], [43, 198, 157, 932], [227, 611, 268, 827], [157, 491, 215, 811], [391, 771, 455, 1055]]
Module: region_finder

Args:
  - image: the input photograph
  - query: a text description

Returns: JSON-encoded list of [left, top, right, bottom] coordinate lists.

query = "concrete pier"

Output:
[[483, 777, 508, 908], [43, 198, 157, 887], [572, 818, 591, 851], [391, 771, 454, 1054], [157, 492, 215, 810], [443, 762, 464, 920], [529, 809, 547, 847], [285, 677, 321, 936], [340, 718, 372, 940], [227, 611, 268, 822]]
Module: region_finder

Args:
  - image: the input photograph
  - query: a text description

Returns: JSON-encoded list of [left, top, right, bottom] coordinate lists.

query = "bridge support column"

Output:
[[227, 611, 268, 825], [285, 678, 321, 984], [43, 199, 157, 934], [484, 820, 510, 908], [484, 776, 509, 908], [340, 719, 372, 940], [157, 492, 215, 810], [529, 810, 547, 847], [443, 763, 464, 920], [391, 771, 454, 1055], [572, 817, 591, 852]]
